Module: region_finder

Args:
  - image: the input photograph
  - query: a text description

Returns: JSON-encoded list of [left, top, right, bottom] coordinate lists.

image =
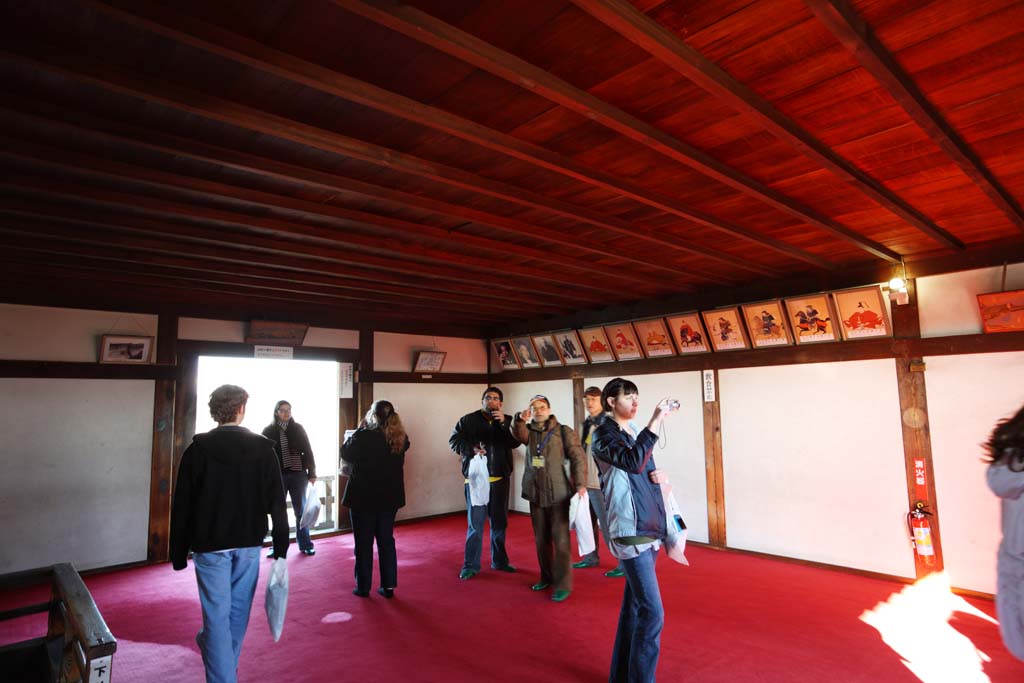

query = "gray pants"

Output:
[[580, 486, 621, 566]]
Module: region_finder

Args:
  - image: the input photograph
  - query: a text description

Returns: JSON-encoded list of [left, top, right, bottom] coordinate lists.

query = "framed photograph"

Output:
[[532, 334, 564, 367], [740, 300, 793, 348], [510, 336, 541, 369], [99, 335, 154, 364], [701, 307, 750, 351], [413, 350, 447, 372], [492, 339, 520, 370], [833, 286, 892, 340], [578, 326, 615, 363], [604, 323, 644, 361], [977, 289, 1024, 333], [783, 294, 840, 344], [552, 330, 587, 365], [632, 317, 677, 358], [665, 313, 710, 354]]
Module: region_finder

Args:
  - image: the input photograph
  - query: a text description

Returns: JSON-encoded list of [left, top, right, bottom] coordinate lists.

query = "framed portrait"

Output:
[[510, 336, 541, 369], [99, 334, 154, 364], [632, 317, 677, 358], [604, 323, 643, 361], [783, 293, 840, 344], [977, 289, 1024, 333], [492, 339, 520, 370], [413, 350, 447, 372], [578, 326, 615, 363], [552, 330, 587, 365], [701, 307, 750, 351], [531, 334, 564, 367], [740, 300, 793, 348], [833, 285, 892, 340], [665, 313, 710, 354]]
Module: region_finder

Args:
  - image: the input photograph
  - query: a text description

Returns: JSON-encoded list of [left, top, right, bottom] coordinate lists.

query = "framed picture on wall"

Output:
[[632, 317, 677, 357], [740, 300, 793, 348], [578, 326, 615, 363], [99, 334, 154, 364], [833, 285, 892, 340], [492, 339, 520, 370], [783, 293, 839, 344], [665, 313, 710, 354], [604, 323, 643, 361], [532, 334, 564, 367], [552, 330, 587, 365], [978, 289, 1024, 333], [413, 350, 447, 372], [701, 307, 750, 351], [510, 336, 541, 368]]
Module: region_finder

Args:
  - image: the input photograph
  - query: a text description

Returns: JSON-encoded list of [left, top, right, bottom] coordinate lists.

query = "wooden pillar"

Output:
[[147, 314, 177, 563], [702, 369, 726, 547], [572, 375, 585, 432], [891, 280, 944, 576]]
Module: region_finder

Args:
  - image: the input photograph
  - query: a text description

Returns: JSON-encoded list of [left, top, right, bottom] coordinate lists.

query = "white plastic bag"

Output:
[[265, 558, 288, 642], [660, 484, 689, 566], [298, 482, 321, 530], [569, 490, 596, 557], [467, 454, 490, 506]]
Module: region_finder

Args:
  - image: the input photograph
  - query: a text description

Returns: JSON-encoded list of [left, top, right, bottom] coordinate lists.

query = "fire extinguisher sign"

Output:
[[913, 458, 928, 499]]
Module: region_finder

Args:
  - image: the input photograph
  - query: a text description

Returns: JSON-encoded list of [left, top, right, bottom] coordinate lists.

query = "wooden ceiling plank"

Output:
[[85, 0, 822, 275], [570, 0, 960, 254], [804, 0, 1024, 236]]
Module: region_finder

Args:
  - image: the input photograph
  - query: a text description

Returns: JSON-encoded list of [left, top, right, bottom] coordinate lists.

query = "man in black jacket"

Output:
[[449, 386, 521, 579], [262, 400, 317, 556], [170, 384, 288, 683]]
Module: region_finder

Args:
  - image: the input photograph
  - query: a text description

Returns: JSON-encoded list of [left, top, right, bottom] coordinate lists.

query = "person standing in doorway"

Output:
[[263, 400, 317, 556], [170, 384, 289, 683], [449, 387, 521, 579]]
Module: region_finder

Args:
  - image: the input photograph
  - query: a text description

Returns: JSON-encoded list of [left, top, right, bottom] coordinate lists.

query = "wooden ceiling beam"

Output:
[[0, 46, 799, 278], [804, 0, 1024, 235], [333, 0, 897, 264], [0, 102, 743, 284], [85, 0, 826, 274], [0, 138, 688, 293], [572, 0, 967, 252]]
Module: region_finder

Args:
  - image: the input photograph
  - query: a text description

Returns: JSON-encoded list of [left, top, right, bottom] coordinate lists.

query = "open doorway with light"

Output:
[[195, 355, 341, 538]]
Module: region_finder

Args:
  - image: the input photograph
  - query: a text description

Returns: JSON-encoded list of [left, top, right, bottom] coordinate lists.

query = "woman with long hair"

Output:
[[986, 403, 1024, 661], [341, 400, 410, 598]]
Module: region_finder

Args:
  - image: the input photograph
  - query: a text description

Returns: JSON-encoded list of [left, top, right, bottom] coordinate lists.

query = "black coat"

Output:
[[341, 428, 410, 512], [261, 419, 316, 478], [449, 410, 521, 478]]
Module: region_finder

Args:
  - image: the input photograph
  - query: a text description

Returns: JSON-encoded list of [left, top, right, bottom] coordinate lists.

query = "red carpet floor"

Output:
[[2, 513, 1023, 682]]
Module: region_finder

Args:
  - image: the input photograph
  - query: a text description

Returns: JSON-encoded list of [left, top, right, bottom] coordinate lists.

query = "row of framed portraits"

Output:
[[493, 285, 893, 369]]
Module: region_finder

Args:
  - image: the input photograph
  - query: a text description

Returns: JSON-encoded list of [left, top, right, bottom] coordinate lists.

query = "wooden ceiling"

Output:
[[0, 0, 1022, 336]]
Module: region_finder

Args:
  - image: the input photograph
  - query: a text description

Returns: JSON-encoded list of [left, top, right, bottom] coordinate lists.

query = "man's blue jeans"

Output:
[[611, 546, 663, 683], [283, 470, 313, 551], [463, 477, 510, 572], [193, 547, 261, 683]]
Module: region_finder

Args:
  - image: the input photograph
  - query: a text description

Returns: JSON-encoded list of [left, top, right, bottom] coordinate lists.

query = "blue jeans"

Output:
[[193, 547, 261, 683], [350, 509, 398, 592], [611, 547, 663, 683], [581, 487, 623, 570], [283, 471, 313, 551], [463, 477, 510, 572]]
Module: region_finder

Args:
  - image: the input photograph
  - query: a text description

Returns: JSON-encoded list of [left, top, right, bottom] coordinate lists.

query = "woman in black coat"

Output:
[[341, 400, 410, 598]]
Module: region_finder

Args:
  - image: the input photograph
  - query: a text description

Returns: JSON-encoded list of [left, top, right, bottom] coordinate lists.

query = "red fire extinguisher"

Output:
[[906, 502, 935, 565]]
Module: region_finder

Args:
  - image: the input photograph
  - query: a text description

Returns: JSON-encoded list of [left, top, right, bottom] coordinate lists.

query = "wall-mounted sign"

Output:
[[339, 362, 353, 399], [702, 369, 716, 402], [254, 345, 293, 360]]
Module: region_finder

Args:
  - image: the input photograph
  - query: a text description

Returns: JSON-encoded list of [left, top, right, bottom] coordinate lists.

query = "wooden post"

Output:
[[147, 314, 177, 563], [572, 375, 585, 432], [702, 369, 726, 547], [891, 280, 944, 576]]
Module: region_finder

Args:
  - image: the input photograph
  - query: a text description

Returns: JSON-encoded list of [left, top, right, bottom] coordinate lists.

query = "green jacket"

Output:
[[513, 415, 587, 507]]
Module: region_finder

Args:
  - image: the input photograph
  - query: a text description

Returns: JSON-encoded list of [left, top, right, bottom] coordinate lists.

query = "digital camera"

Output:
[[665, 399, 680, 410]]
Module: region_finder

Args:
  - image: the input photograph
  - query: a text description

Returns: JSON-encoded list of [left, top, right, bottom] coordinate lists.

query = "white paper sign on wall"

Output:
[[702, 369, 716, 402], [254, 345, 293, 360], [339, 362, 354, 399]]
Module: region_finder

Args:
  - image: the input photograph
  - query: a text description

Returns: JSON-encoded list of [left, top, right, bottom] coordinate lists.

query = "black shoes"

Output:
[[301, 548, 316, 556], [378, 587, 394, 599], [352, 588, 369, 598]]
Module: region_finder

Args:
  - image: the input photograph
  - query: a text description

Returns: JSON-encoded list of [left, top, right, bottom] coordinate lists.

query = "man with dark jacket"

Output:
[[449, 386, 521, 579], [262, 400, 317, 556], [170, 384, 289, 683]]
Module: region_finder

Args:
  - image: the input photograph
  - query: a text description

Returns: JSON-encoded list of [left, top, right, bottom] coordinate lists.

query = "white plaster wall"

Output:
[[719, 360, 915, 577], [0, 378, 154, 573], [0, 304, 157, 361], [374, 332, 487, 373], [918, 263, 1024, 338], [925, 351, 1024, 593], [372, 383, 487, 520]]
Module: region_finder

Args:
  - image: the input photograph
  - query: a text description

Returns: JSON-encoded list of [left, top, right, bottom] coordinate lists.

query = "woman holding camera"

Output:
[[341, 400, 410, 598], [591, 377, 679, 683], [986, 402, 1024, 661]]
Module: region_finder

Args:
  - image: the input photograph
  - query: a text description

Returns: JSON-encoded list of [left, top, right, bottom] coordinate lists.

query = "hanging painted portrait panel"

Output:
[[783, 294, 839, 344], [632, 317, 677, 358], [532, 334, 564, 367], [665, 313, 710, 354], [740, 300, 793, 348], [510, 336, 541, 368], [701, 307, 750, 352], [604, 323, 644, 361], [833, 286, 892, 340], [578, 326, 615, 363], [492, 339, 520, 370], [553, 330, 587, 365]]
